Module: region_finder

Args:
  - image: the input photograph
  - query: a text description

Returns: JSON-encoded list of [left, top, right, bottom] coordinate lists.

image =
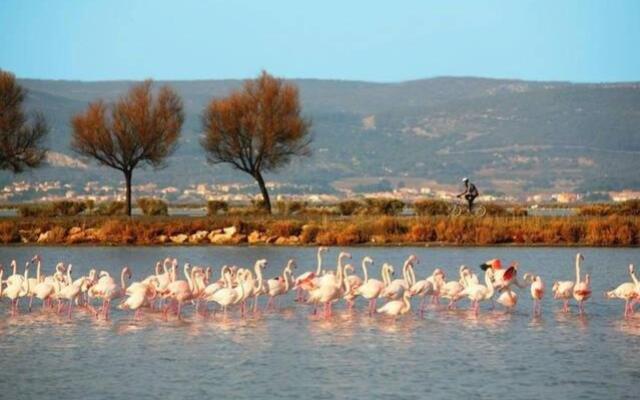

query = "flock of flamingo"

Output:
[[1, 248, 639, 322]]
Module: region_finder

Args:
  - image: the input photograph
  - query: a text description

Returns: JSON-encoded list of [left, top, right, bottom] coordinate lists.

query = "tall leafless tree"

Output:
[[0, 70, 48, 173], [201, 71, 311, 213], [71, 80, 184, 216]]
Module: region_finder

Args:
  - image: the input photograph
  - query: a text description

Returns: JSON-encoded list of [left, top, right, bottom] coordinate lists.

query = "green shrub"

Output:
[[363, 198, 405, 215], [484, 203, 507, 216], [276, 200, 307, 216], [52, 200, 87, 216], [300, 224, 321, 243], [137, 198, 168, 216], [18, 204, 53, 218], [95, 201, 127, 216], [268, 220, 303, 237], [413, 199, 449, 216], [207, 200, 229, 216], [337, 200, 363, 216]]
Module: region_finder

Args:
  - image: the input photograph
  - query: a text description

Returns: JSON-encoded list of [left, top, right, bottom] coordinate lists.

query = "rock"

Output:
[[275, 235, 300, 245], [248, 231, 266, 244], [84, 228, 98, 241], [37, 231, 51, 243], [170, 234, 188, 244], [67, 232, 87, 244], [157, 234, 168, 244], [266, 235, 279, 244], [189, 230, 209, 243], [370, 235, 388, 244], [210, 233, 233, 244], [68, 226, 83, 235], [207, 229, 223, 242], [229, 234, 247, 244], [223, 226, 237, 236]]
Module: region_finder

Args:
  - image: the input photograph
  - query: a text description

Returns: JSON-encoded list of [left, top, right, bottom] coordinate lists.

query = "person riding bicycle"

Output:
[[457, 177, 479, 212]]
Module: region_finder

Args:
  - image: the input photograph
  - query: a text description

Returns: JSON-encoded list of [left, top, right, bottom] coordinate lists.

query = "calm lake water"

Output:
[[1, 246, 639, 400]]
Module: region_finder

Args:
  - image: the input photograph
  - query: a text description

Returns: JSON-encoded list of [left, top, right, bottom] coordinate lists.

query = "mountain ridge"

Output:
[[2, 76, 639, 201]]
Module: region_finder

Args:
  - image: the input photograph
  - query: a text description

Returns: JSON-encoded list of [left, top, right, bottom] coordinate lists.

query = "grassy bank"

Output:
[[1, 214, 639, 246]]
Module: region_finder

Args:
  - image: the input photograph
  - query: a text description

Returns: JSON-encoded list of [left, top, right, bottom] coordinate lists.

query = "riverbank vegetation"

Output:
[[1, 212, 639, 246]]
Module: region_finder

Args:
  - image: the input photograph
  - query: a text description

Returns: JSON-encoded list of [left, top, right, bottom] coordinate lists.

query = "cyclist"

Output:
[[457, 177, 479, 212]]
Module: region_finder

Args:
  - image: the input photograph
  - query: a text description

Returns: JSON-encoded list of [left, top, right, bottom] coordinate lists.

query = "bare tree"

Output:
[[201, 71, 311, 213], [0, 70, 48, 173], [71, 81, 184, 216]]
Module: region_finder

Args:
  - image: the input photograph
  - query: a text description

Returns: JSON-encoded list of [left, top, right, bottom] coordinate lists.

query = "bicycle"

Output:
[[449, 199, 486, 217]]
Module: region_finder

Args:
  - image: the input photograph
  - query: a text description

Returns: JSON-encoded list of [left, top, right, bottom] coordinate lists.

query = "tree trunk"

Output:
[[124, 169, 133, 216], [254, 170, 272, 214]]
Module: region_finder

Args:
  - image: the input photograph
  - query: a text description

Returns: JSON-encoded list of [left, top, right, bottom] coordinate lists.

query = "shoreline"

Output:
[[1, 214, 639, 247]]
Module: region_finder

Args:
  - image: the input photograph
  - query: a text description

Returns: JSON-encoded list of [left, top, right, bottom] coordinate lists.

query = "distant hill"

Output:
[[2, 76, 640, 199]]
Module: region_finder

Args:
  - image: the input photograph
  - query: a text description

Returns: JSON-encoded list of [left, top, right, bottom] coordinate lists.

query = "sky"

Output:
[[1, 0, 639, 83]]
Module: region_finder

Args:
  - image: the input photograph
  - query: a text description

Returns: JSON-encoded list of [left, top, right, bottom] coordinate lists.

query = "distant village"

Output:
[[2, 179, 639, 205]]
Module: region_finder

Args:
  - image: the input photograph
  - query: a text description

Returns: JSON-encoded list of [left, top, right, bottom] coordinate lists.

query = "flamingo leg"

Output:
[[68, 300, 73, 319]]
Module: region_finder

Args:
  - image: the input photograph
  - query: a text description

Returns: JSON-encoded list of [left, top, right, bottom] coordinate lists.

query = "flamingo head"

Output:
[[408, 254, 419, 265], [319, 247, 329, 253], [31, 254, 40, 262], [480, 259, 502, 271], [576, 253, 584, 261], [256, 259, 268, 269], [339, 251, 352, 260], [629, 264, 634, 274], [287, 259, 297, 270], [344, 264, 354, 273], [123, 266, 132, 279], [363, 256, 374, 265]]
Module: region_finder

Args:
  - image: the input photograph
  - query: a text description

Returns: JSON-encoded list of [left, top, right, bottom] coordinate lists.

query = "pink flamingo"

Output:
[[523, 273, 545, 316], [572, 253, 591, 315]]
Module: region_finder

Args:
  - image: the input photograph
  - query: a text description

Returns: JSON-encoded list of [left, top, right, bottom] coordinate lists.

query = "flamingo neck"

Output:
[[484, 270, 494, 299], [11, 260, 17, 275], [316, 249, 323, 275], [254, 265, 264, 292], [575, 255, 581, 284], [403, 292, 411, 312], [36, 260, 41, 282], [283, 269, 292, 292], [120, 268, 128, 291], [362, 259, 370, 283], [184, 265, 193, 291], [630, 265, 639, 287]]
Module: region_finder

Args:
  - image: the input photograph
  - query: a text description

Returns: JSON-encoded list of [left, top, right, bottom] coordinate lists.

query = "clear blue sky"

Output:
[[1, 0, 639, 82]]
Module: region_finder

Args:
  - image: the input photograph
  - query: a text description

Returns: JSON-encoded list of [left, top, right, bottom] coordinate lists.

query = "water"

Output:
[[0, 246, 639, 400]]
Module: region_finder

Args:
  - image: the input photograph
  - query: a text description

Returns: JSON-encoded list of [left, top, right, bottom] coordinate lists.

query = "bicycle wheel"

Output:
[[473, 205, 487, 217], [450, 204, 463, 217]]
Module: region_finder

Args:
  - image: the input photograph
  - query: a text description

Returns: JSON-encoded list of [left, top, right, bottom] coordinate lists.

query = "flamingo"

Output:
[[455, 269, 495, 316], [207, 269, 244, 318], [266, 259, 295, 311], [248, 260, 268, 313], [410, 270, 439, 316], [164, 263, 195, 319], [377, 289, 414, 318], [307, 255, 345, 318], [572, 253, 591, 315], [354, 257, 388, 316], [97, 266, 131, 320], [342, 264, 362, 309], [57, 268, 90, 319], [438, 271, 466, 310], [496, 289, 518, 311], [294, 247, 328, 301], [119, 278, 158, 319], [605, 264, 637, 317], [523, 273, 545, 316], [381, 255, 417, 300], [4, 263, 29, 316]]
